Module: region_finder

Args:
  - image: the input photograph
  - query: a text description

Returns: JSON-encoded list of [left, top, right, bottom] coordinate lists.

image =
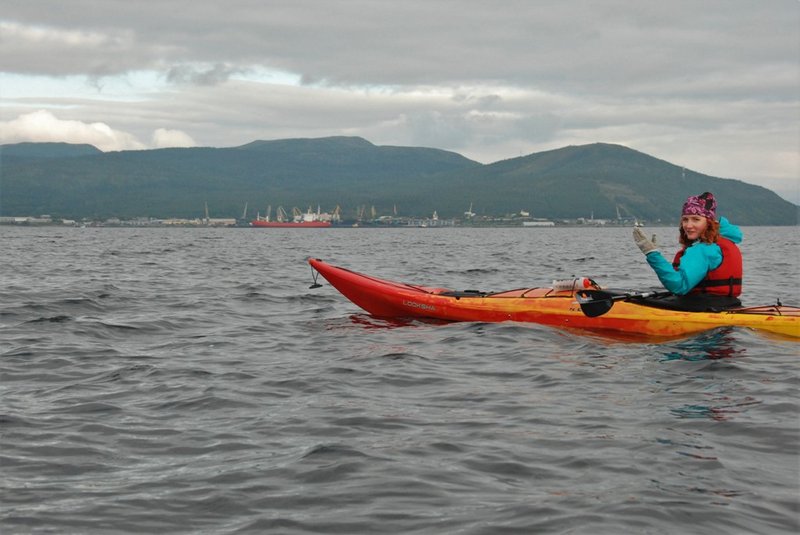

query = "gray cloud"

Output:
[[166, 63, 245, 86], [4, 1, 796, 92]]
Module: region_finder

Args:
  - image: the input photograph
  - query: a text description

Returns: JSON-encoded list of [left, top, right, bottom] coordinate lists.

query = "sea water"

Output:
[[1, 226, 798, 534]]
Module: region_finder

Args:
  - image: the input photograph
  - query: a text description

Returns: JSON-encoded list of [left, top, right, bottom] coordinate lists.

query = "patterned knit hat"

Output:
[[682, 192, 716, 220]]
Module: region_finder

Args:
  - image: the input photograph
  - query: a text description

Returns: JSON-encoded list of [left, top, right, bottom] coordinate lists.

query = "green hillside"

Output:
[[426, 143, 797, 225], [0, 137, 796, 225], [0, 137, 479, 220]]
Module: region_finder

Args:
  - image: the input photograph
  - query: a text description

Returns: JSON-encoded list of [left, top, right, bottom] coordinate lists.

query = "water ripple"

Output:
[[1, 226, 797, 534]]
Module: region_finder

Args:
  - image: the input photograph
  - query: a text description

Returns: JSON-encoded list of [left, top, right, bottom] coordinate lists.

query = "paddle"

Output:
[[575, 289, 672, 318]]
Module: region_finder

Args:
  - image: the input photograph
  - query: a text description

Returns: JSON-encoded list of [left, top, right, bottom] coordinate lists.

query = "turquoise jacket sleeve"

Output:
[[639, 216, 742, 295], [645, 244, 722, 295], [642, 215, 741, 295]]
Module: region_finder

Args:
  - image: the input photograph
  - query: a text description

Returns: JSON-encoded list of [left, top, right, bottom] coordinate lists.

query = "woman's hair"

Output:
[[679, 218, 720, 247]]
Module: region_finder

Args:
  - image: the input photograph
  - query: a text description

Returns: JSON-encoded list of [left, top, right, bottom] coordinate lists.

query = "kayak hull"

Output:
[[308, 258, 800, 339]]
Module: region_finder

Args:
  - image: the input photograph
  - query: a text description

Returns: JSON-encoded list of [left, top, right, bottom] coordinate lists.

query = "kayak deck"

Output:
[[308, 258, 800, 339]]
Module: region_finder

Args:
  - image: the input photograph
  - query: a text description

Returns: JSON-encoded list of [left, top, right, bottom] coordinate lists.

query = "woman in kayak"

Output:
[[632, 192, 743, 311]]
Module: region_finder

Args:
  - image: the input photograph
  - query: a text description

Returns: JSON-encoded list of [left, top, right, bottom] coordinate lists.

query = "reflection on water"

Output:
[[346, 313, 451, 329], [656, 436, 719, 460], [669, 397, 761, 421], [659, 328, 747, 362], [660, 328, 760, 421]]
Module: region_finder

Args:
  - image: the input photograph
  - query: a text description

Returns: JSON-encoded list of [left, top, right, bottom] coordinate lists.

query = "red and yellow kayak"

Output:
[[308, 258, 800, 339]]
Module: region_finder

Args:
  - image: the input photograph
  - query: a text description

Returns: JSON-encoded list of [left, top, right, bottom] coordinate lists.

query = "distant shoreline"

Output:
[[0, 220, 756, 229]]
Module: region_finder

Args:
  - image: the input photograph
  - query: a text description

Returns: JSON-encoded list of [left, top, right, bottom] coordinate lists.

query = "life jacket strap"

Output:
[[694, 277, 742, 296]]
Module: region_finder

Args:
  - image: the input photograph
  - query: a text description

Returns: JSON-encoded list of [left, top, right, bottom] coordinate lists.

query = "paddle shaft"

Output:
[[576, 289, 672, 318]]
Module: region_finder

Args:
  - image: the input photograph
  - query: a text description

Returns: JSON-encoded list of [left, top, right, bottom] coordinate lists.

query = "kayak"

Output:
[[308, 258, 800, 339]]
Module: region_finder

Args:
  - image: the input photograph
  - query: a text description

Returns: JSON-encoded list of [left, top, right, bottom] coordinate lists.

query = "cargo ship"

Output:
[[251, 205, 335, 228], [251, 219, 331, 228]]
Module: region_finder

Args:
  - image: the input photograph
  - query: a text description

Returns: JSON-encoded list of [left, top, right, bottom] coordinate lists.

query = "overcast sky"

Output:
[[2, 0, 798, 202]]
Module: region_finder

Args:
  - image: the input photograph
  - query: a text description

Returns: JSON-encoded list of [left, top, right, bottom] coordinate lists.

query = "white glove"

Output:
[[633, 227, 659, 255]]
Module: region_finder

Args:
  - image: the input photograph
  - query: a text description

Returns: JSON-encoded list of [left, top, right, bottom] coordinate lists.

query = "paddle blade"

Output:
[[575, 289, 615, 318]]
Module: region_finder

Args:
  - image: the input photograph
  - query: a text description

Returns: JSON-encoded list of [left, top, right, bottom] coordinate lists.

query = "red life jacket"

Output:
[[672, 237, 742, 297]]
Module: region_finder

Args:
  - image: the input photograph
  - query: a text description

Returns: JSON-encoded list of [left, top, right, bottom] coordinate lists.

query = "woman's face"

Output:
[[681, 214, 708, 241]]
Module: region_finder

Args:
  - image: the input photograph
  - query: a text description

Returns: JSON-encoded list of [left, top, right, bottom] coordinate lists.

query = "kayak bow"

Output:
[[308, 258, 800, 339]]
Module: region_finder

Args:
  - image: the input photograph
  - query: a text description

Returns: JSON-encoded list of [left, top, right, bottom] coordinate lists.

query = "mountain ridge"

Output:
[[0, 138, 795, 225]]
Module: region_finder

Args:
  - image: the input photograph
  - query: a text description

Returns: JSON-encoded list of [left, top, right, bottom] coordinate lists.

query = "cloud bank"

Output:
[[0, 110, 195, 152], [1, 0, 797, 201]]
